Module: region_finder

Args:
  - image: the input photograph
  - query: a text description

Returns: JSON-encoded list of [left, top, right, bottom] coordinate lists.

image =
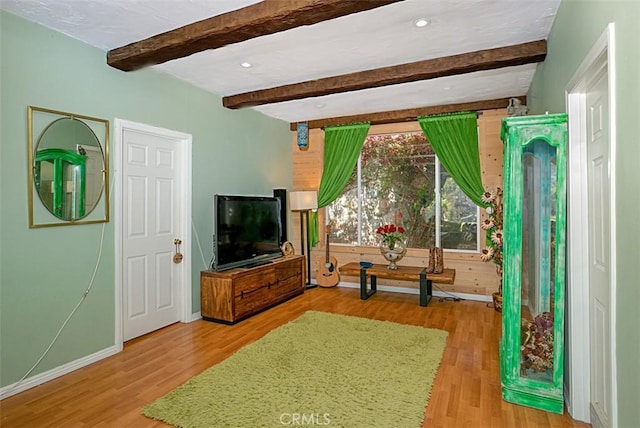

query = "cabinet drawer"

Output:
[[275, 259, 302, 280], [234, 270, 276, 295], [273, 273, 302, 296], [235, 285, 272, 318]]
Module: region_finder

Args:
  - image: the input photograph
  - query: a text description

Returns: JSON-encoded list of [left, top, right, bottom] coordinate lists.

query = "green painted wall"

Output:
[[527, 1, 640, 425], [0, 12, 292, 388]]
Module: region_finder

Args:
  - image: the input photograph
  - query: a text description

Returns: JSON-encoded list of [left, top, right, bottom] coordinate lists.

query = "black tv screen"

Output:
[[213, 194, 282, 271]]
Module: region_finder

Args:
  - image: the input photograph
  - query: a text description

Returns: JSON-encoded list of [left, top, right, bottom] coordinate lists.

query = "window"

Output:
[[327, 131, 479, 251]]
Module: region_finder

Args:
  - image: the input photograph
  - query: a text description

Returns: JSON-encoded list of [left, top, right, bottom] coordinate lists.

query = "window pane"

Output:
[[360, 133, 437, 248], [327, 166, 358, 245], [440, 168, 478, 250]]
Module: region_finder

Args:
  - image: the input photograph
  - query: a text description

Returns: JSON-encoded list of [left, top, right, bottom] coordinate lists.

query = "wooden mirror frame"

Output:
[[27, 106, 110, 228]]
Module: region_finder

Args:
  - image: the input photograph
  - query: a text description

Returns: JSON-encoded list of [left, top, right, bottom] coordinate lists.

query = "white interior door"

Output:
[[586, 69, 612, 428], [119, 123, 190, 341]]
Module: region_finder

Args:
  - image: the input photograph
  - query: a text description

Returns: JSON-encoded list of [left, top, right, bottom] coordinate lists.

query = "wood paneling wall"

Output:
[[291, 109, 506, 297]]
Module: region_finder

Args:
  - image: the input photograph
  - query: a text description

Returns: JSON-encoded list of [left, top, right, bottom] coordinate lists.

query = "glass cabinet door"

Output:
[[520, 140, 556, 382]]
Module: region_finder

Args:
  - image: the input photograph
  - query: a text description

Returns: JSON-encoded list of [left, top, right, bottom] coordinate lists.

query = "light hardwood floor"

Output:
[[1, 287, 589, 427]]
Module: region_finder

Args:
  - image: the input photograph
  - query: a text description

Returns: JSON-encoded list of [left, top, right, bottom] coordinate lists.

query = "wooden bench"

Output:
[[339, 262, 456, 307]]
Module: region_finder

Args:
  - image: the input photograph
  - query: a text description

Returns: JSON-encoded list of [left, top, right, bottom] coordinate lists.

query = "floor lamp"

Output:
[[289, 190, 317, 288]]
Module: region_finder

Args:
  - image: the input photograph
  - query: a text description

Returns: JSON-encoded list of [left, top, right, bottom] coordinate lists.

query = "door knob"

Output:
[[173, 238, 183, 263]]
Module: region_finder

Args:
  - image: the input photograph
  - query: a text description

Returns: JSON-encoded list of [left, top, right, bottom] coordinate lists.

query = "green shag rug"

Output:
[[142, 311, 448, 428]]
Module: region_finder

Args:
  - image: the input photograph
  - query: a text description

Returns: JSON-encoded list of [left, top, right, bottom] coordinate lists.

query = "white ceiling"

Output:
[[1, 0, 561, 123]]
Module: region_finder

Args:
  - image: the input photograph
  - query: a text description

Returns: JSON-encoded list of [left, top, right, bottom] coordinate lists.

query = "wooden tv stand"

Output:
[[200, 255, 304, 324]]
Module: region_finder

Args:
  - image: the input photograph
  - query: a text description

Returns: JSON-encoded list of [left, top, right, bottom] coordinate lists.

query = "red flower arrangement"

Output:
[[376, 224, 406, 250]]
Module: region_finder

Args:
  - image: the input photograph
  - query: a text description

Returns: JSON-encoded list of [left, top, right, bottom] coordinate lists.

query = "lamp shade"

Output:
[[296, 122, 309, 150], [289, 190, 317, 211]]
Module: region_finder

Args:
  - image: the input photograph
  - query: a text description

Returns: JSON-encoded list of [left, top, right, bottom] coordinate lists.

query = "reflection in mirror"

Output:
[[519, 138, 557, 381], [28, 106, 109, 228], [35, 118, 103, 220]]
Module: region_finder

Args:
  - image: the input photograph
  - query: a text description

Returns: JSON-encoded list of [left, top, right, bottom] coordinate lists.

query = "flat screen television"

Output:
[[213, 194, 283, 271]]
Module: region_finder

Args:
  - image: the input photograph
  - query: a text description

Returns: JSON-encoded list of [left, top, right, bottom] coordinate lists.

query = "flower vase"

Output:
[[379, 240, 407, 270]]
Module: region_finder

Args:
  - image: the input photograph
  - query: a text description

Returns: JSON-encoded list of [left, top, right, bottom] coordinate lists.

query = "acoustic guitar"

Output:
[[316, 225, 340, 287]]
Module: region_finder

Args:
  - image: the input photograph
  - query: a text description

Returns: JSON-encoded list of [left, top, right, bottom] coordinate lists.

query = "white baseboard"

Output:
[[337, 281, 493, 303], [190, 311, 202, 322], [0, 345, 120, 400]]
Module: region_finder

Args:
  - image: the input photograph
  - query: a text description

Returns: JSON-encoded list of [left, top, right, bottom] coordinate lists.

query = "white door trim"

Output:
[[565, 23, 617, 425], [114, 119, 193, 349]]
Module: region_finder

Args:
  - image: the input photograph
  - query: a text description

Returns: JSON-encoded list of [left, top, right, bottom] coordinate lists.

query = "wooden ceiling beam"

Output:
[[288, 96, 526, 130], [107, 0, 402, 71], [225, 40, 545, 109]]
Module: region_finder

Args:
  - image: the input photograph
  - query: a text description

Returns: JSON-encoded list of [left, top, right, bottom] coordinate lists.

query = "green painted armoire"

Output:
[[499, 113, 567, 414]]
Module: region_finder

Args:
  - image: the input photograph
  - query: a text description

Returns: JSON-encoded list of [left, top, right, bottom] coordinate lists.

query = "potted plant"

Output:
[[480, 187, 503, 312]]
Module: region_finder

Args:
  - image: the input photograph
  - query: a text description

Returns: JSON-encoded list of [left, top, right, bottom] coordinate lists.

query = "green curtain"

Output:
[[309, 122, 370, 247], [418, 111, 488, 208]]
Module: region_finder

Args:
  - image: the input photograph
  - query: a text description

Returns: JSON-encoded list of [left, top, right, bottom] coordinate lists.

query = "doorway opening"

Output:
[[565, 23, 617, 427]]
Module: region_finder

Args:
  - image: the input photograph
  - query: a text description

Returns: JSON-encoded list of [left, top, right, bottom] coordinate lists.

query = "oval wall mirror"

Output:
[[27, 106, 109, 228]]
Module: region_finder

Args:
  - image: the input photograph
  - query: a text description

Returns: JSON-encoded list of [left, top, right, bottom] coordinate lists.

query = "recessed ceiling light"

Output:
[[240, 62, 252, 68], [414, 19, 430, 28]]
